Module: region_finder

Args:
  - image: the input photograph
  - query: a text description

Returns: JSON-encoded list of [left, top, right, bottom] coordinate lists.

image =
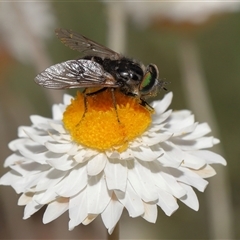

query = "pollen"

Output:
[[63, 88, 152, 151]]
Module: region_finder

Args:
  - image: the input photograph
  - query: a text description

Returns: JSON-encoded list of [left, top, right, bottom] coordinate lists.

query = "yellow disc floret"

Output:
[[63, 88, 152, 151]]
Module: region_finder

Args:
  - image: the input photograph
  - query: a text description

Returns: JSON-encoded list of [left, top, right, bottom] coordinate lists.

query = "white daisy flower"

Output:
[[0, 89, 226, 234]]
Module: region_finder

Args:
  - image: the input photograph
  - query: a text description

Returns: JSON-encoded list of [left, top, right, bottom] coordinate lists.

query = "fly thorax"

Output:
[[107, 59, 142, 81], [115, 60, 144, 95]]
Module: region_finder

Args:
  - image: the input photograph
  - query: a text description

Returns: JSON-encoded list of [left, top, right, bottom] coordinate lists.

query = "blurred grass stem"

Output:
[[105, 3, 127, 239], [0, 2, 63, 239], [106, 2, 126, 54], [11, 2, 62, 104], [178, 36, 234, 239]]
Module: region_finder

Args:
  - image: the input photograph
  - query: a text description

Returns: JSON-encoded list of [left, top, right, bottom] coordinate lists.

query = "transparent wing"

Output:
[[55, 28, 121, 60], [34, 59, 118, 89]]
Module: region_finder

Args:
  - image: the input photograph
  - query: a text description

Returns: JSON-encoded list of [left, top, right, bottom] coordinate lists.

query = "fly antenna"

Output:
[[159, 79, 170, 91]]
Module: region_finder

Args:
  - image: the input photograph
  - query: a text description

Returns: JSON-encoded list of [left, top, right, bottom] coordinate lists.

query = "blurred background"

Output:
[[0, 1, 239, 239]]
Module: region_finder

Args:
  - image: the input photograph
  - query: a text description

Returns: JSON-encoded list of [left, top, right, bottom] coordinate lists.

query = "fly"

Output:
[[34, 28, 168, 112]]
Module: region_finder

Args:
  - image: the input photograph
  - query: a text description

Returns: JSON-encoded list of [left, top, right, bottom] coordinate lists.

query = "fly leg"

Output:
[[139, 98, 154, 112], [110, 88, 120, 122], [125, 92, 154, 113], [82, 87, 108, 120], [79, 87, 120, 124]]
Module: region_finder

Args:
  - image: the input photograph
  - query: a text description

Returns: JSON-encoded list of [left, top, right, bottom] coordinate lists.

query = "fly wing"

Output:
[[55, 28, 121, 60], [34, 59, 118, 89]]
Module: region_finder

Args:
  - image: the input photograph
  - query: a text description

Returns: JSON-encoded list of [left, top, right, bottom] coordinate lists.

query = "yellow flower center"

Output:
[[63, 88, 153, 151]]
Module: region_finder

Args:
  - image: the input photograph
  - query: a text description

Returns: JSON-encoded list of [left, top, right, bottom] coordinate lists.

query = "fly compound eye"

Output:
[[139, 64, 159, 95]]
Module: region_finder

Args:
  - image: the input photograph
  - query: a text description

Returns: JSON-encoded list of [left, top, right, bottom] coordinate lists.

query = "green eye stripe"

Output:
[[140, 72, 152, 89]]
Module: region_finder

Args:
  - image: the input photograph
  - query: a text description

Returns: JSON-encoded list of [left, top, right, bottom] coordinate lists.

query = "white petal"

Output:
[[8, 138, 23, 151], [4, 153, 23, 167], [45, 142, 73, 153], [19, 150, 48, 165], [87, 153, 107, 176], [30, 115, 52, 126], [182, 123, 211, 140], [48, 134, 70, 144], [33, 188, 58, 205], [82, 214, 98, 225], [52, 104, 63, 120], [18, 126, 30, 138], [127, 160, 158, 202], [104, 158, 127, 192], [106, 150, 120, 159], [167, 112, 194, 130], [55, 164, 87, 197], [46, 154, 78, 171], [118, 148, 134, 160], [172, 123, 198, 137], [129, 139, 143, 148], [174, 136, 218, 150], [12, 169, 50, 193], [16, 143, 52, 165], [141, 134, 172, 146], [181, 152, 206, 169], [140, 161, 169, 193], [12, 163, 49, 193], [0, 171, 21, 188], [141, 202, 157, 223], [169, 167, 208, 192], [146, 123, 165, 135], [163, 142, 206, 169], [23, 200, 43, 219], [56, 133, 72, 142], [161, 142, 184, 164], [74, 149, 88, 163], [87, 174, 111, 214], [101, 194, 124, 235], [63, 94, 73, 105], [168, 110, 192, 121], [18, 192, 33, 206], [43, 198, 69, 224], [10, 138, 45, 153], [179, 183, 199, 211], [158, 155, 181, 168], [159, 171, 186, 198], [24, 129, 51, 145], [115, 184, 144, 217], [192, 164, 216, 178], [49, 122, 66, 134], [35, 168, 66, 192], [157, 189, 179, 216], [152, 92, 173, 115], [190, 150, 227, 165], [83, 148, 99, 158], [69, 189, 88, 230], [132, 146, 161, 162], [152, 109, 172, 124], [67, 144, 79, 156], [18, 125, 46, 137]]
